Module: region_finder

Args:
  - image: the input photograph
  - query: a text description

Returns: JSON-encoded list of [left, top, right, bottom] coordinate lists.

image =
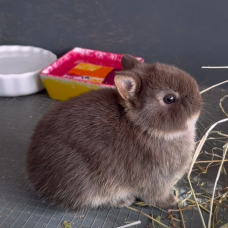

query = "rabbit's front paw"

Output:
[[110, 195, 135, 208], [156, 194, 178, 208]]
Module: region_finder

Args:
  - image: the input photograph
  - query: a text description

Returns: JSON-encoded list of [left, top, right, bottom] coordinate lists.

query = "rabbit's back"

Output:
[[26, 89, 144, 209]]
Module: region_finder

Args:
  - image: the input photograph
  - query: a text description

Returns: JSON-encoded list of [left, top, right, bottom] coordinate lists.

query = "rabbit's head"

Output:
[[115, 55, 201, 140]]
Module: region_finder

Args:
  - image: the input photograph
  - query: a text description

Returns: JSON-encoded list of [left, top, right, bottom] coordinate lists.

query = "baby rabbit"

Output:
[[26, 55, 201, 210]]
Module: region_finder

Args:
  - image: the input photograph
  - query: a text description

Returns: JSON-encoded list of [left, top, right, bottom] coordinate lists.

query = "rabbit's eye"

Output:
[[163, 94, 176, 104]]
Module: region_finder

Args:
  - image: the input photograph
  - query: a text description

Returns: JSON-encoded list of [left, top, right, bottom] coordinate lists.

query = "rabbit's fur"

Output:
[[26, 55, 201, 210]]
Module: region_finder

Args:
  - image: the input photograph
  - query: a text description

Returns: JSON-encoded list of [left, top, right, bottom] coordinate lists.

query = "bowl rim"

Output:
[[0, 45, 57, 78]]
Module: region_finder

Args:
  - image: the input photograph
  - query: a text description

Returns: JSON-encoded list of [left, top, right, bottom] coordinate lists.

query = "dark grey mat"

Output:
[[0, 88, 227, 228]]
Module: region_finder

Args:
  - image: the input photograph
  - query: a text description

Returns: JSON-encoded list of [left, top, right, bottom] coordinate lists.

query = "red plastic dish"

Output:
[[40, 47, 144, 101]]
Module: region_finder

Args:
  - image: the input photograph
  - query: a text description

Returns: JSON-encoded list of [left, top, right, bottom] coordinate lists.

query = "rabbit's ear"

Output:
[[121, 54, 141, 70], [114, 75, 140, 100]]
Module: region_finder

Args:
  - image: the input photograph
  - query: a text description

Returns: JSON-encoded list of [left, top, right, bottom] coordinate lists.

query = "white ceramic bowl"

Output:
[[0, 45, 57, 97]]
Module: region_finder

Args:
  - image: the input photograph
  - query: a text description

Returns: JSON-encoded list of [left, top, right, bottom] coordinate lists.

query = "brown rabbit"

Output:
[[26, 55, 201, 210]]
